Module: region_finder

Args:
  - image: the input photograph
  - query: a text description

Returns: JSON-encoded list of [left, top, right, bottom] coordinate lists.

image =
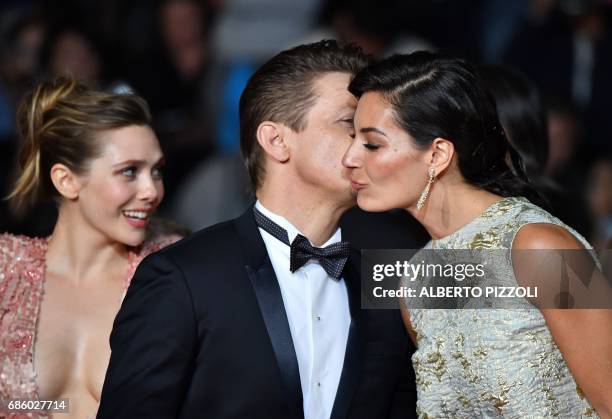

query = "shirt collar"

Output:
[[255, 200, 342, 247]]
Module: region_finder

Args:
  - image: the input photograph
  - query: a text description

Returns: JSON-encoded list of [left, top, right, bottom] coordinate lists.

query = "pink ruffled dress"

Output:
[[0, 232, 181, 418]]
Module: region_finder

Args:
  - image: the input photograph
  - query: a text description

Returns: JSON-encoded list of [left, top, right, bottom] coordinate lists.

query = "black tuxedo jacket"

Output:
[[97, 208, 417, 419]]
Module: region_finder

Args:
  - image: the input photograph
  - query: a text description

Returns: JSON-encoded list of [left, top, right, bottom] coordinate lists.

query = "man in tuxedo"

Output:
[[98, 40, 417, 419]]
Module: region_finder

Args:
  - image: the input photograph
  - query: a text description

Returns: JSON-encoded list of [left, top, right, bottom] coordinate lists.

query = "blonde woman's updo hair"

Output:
[[7, 76, 151, 212]]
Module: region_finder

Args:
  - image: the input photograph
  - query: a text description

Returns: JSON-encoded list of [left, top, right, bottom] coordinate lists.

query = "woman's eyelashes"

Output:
[[363, 142, 381, 151]]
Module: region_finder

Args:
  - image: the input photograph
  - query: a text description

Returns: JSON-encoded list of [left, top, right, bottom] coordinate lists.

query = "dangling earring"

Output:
[[416, 168, 435, 211]]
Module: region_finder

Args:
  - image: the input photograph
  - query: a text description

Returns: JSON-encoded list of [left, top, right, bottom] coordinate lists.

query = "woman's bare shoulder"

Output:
[[513, 223, 584, 250]]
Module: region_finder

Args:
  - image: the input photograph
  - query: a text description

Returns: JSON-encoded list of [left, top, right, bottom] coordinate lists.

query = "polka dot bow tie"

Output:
[[253, 207, 350, 279]]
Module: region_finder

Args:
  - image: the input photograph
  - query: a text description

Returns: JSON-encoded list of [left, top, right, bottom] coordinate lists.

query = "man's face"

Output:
[[286, 72, 358, 208]]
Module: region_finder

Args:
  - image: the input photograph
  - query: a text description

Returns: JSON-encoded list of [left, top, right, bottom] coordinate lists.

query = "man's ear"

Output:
[[256, 121, 290, 163], [49, 163, 83, 200], [429, 137, 455, 175]]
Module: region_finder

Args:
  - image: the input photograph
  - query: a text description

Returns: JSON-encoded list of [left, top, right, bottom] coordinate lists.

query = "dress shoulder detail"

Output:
[[0, 233, 47, 309]]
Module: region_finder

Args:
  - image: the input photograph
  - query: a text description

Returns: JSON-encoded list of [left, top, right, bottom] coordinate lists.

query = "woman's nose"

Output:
[[342, 140, 362, 169]]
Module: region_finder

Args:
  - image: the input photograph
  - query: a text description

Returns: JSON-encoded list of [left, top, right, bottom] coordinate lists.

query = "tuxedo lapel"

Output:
[[235, 207, 304, 419], [331, 249, 364, 419]]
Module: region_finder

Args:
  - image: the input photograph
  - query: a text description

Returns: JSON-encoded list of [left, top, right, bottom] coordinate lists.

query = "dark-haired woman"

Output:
[[342, 52, 612, 417], [0, 77, 181, 418]]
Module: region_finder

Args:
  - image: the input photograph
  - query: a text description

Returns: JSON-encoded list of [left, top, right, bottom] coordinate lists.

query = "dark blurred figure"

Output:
[[157, 0, 210, 123], [155, 0, 214, 210], [210, 0, 321, 61], [586, 157, 612, 248], [546, 99, 583, 177], [479, 0, 529, 63], [505, 0, 581, 105], [39, 20, 141, 95], [546, 99, 593, 237], [40, 25, 103, 83], [319, 0, 407, 56], [0, 6, 46, 234], [0, 8, 45, 138], [481, 65, 592, 237], [318, 0, 435, 56], [505, 0, 612, 155]]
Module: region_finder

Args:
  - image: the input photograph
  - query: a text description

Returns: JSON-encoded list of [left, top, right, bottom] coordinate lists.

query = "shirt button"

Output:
[[317, 382, 321, 387], [316, 315, 321, 321]]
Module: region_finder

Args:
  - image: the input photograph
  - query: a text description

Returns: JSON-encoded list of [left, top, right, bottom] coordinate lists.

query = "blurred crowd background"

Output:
[[1, 0, 611, 248]]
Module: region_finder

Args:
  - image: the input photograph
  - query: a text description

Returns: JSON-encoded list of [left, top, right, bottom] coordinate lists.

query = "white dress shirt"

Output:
[[255, 201, 351, 419]]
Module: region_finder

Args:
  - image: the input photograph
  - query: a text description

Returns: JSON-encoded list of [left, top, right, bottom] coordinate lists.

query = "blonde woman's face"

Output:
[[76, 125, 165, 247]]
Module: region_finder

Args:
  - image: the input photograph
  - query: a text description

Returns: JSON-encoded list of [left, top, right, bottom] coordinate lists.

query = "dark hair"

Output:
[[8, 76, 151, 212], [479, 65, 549, 183], [239, 39, 371, 190], [349, 51, 541, 202]]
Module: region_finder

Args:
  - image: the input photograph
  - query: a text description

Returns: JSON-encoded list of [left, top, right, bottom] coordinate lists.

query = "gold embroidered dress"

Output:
[[408, 197, 598, 418]]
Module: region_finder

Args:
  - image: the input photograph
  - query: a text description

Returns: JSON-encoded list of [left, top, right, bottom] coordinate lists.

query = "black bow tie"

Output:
[[253, 207, 350, 279]]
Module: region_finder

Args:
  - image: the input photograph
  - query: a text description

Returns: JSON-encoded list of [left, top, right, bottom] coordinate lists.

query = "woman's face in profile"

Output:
[[76, 125, 165, 247], [342, 91, 430, 212]]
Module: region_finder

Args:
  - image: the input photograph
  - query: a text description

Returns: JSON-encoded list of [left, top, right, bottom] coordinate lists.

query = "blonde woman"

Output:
[[0, 77, 182, 418]]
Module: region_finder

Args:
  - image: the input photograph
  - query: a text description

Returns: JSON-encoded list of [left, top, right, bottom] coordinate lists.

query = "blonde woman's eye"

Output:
[[121, 167, 137, 178], [152, 166, 164, 179]]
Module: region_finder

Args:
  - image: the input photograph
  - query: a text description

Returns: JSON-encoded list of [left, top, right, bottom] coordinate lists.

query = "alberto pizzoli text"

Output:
[[373, 286, 538, 299]]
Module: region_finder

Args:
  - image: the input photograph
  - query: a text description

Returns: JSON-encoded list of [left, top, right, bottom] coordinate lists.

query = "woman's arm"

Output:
[[513, 223, 612, 418]]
